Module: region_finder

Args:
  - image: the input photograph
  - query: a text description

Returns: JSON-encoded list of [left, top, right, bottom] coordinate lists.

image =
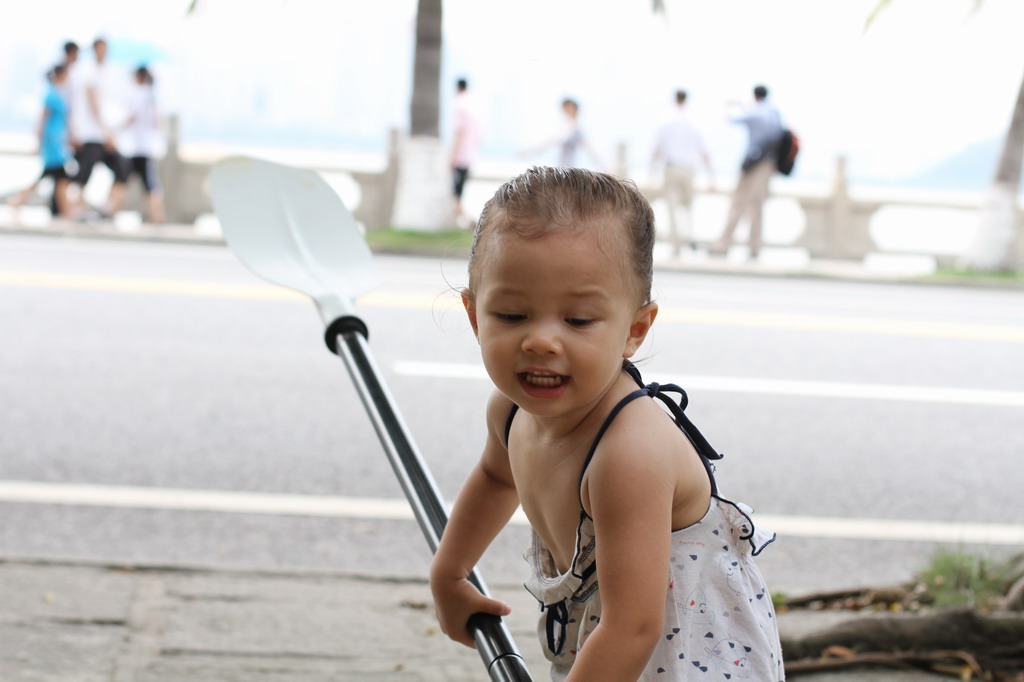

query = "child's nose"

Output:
[[521, 322, 562, 355]]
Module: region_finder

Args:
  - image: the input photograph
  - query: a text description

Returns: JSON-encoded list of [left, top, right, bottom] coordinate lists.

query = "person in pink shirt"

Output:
[[449, 78, 482, 228]]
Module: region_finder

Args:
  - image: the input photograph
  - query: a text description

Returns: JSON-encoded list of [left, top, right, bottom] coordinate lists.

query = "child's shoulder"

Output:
[[596, 392, 694, 467], [582, 388, 709, 521], [483, 389, 516, 446]]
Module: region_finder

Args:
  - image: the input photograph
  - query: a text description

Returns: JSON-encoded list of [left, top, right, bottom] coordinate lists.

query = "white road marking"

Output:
[[0, 480, 415, 519], [0, 480, 1021, 546], [753, 514, 1024, 546], [392, 361, 1024, 408]]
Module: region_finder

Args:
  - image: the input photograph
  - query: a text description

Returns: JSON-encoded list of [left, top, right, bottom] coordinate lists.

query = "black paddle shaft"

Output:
[[326, 316, 533, 682]]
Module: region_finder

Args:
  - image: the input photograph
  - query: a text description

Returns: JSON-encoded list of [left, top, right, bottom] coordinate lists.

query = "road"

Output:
[[1, 233, 1022, 596]]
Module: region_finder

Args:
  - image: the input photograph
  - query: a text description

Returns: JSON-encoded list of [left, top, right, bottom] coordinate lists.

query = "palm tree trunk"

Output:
[[962, 69, 1024, 271], [410, 0, 442, 138], [390, 0, 450, 230], [994, 71, 1024, 190]]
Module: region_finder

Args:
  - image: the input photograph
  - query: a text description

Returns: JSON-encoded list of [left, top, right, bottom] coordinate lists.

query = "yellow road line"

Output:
[[3, 270, 1022, 342], [362, 293, 1024, 343], [655, 307, 1024, 342], [0, 270, 305, 301], [358, 290, 460, 309]]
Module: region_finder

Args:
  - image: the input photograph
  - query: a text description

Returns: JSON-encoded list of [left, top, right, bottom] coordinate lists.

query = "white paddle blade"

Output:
[[210, 156, 377, 324]]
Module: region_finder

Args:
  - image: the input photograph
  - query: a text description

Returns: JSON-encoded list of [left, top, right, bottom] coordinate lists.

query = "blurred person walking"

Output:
[[710, 84, 783, 259], [522, 98, 604, 169], [650, 89, 715, 257], [120, 65, 165, 224], [61, 40, 79, 69], [449, 78, 481, 228], [5, 64, 75, 219], [68, 37, 129, 220]]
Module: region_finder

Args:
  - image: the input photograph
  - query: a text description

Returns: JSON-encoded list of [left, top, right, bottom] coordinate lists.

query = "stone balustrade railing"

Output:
[[3, 116, 1021, 268]]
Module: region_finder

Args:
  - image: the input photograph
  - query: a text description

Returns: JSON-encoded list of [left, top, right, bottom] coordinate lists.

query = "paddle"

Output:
[[209, 157, 532, 681]]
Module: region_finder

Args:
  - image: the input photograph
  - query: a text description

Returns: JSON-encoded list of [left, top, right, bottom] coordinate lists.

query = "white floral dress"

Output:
[[506, 366, 785, 680]]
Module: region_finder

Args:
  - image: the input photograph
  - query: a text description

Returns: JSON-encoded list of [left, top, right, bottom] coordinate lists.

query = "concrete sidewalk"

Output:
[[1, 557, 949, 682]]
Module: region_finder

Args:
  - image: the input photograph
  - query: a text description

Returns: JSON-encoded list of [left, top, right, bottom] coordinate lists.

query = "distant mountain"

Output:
[[900, 137, 1002, 192]]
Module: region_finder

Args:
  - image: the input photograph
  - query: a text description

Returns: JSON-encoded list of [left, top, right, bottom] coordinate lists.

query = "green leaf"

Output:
[[864, 0, 894, 31]]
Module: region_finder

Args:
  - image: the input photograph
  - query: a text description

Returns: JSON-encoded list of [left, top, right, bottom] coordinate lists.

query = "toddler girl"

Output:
[[430, 166, 784, 680]]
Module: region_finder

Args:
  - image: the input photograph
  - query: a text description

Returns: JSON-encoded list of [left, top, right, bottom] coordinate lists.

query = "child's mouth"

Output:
[[521, 371, 565, 388]]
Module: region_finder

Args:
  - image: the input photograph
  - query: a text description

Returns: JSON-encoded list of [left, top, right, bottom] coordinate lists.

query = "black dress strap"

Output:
[[503, 403, 520, 448], [577, 364, 722, 515]]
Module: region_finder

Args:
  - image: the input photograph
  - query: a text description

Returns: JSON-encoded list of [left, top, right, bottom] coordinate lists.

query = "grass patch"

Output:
[[365, 227, 473, 254], [931, 266, 1024, 281], [917, 550, 1007, 609]]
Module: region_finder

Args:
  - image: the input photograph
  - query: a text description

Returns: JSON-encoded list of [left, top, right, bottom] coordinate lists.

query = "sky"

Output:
[[2, 0, 1023, 188]]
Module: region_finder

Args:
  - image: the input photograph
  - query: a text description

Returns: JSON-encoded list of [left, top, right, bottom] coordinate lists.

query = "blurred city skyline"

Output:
[[2, 0, 1023, 190]]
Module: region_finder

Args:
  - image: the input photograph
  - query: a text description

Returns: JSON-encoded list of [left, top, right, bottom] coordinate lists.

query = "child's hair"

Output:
[[468, 166, 655, 305], [135, 65, 154, 85]]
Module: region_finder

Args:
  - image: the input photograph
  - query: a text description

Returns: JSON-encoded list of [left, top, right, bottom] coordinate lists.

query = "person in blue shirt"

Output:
[[6, 64, 74, 218], [710, 85, 784, 260], [520, 98, 605, 170]]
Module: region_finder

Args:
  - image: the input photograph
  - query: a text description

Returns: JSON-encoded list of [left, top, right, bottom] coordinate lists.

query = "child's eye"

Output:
[[566, 317, 594, 327], [495, 313, 526, 322]]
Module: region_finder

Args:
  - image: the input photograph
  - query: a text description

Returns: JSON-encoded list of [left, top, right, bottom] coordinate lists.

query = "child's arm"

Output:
[[429, 390, 520, 648], [580, 137, 606, 171], [567, 415, 681, 681]]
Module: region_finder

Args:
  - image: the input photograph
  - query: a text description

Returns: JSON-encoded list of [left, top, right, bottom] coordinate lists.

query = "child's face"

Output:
[[465, 220, 656, 420]]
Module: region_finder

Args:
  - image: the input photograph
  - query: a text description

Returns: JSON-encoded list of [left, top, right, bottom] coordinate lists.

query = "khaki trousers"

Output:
[[663, 163, 696, 252], [715, 159, 775, 255]]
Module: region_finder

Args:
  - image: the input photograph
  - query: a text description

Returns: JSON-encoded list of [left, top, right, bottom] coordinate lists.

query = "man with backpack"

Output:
[[709, 84, 786, 260]]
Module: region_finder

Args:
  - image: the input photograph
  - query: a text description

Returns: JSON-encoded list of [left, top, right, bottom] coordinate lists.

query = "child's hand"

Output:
[[430, 574, 511, 648]]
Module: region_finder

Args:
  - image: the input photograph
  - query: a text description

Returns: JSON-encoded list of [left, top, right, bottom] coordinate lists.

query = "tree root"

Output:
[[785, 648, 986, 677], [782, 608, 1024, 679]]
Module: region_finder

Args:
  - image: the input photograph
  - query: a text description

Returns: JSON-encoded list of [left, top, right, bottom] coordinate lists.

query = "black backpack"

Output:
[[775, 129, 799, 175]]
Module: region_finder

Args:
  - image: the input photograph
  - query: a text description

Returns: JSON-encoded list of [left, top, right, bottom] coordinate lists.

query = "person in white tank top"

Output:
[[120, 65, 165, 224]]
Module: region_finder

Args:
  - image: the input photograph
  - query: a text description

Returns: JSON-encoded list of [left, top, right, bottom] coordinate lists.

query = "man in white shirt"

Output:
[[68, 37, 128, 219], [651, 90, 714, 256], [449, 78, 482, 228]]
